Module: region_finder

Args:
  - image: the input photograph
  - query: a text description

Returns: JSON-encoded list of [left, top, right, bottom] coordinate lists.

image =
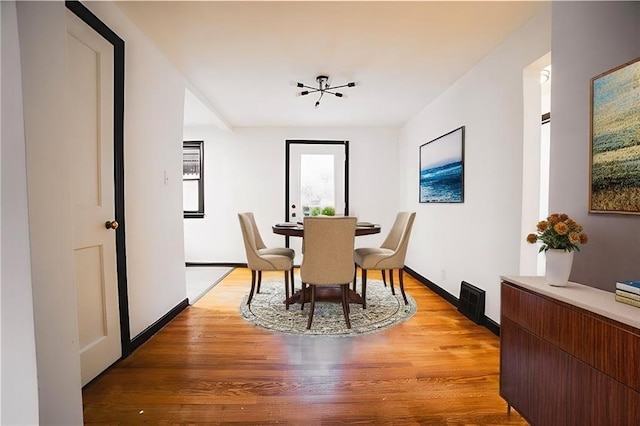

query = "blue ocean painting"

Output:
[[420, 161, 463, 202]]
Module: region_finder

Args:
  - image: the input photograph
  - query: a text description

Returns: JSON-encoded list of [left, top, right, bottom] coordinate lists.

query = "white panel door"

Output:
[[288, 143, 346, 264], [67, 10, 121, 386]]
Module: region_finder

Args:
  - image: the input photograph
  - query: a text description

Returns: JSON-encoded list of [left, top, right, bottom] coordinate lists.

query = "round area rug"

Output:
[[239, 279, 417, 336]]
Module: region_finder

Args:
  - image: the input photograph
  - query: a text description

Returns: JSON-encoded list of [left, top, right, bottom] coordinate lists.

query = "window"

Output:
[[300, 153, 336, 214], [183, 140, 204, 218]]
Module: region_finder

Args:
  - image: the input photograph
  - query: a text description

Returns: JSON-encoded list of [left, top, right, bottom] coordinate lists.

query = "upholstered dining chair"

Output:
[[238, 213, 294, 309], [300, 216, 357, 329], [246, 212, 295, 259], [353, 212, 416, 308], [245, 212, 295, 294]]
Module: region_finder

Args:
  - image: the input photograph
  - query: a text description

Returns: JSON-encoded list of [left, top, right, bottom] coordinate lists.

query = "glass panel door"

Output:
[[286, 141, 348, 264]]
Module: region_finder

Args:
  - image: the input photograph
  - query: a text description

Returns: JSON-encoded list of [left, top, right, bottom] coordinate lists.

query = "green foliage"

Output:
[[309, 206, 336, 216], [321, 206, 336, 216]]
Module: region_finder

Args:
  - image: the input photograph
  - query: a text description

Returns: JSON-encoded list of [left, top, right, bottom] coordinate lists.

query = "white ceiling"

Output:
[[116, 1, 546, 129]]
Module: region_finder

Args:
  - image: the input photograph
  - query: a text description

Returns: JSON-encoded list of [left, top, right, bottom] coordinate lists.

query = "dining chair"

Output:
[[300, 216, 357, 329], [353, 212, 416, 308], [245, 212, 296, 294], [238, 213, 294, 309]]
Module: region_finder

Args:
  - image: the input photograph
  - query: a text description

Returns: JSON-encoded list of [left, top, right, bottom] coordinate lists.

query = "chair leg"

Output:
[[300, 282, 306, 310], [362, 269, 367, 309], [389, 269, 396, 295], [341, 284, 351, 329], [284, 271, 290, 310], [247, 270, 257, 305], [399, 269, 408, 305], [306, 286, 316, 329], [352, 264, 358, 291], [290, 268, 295, 295], [382, 269, 387, 287], [257, 270, 263, 293]]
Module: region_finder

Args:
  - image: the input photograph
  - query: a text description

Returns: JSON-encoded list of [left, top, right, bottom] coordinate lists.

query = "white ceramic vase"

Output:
[[545, 249, 574, 287]]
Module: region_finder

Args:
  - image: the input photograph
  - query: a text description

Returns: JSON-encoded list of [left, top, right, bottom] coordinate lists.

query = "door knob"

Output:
[[105, 220, 119, 230]]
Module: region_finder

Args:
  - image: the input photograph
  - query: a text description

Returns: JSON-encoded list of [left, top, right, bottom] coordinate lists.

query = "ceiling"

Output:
[[116, 1, 546, 129]]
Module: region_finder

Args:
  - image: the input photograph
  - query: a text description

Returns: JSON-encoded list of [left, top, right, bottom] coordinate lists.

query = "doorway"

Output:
[[519, 52, 551, 275], [285, 140, 349, 264]]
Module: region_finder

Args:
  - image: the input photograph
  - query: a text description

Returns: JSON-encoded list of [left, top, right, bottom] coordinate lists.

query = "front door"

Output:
[[286, 140, 349, 264], [67, 9, 121, 386]]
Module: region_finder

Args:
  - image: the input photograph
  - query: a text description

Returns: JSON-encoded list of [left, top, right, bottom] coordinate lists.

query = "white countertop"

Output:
[[501, 276, 640, 330]]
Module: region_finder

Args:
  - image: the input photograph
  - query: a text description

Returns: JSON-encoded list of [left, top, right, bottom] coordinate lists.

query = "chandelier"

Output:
[[296, 75, 356, 108]]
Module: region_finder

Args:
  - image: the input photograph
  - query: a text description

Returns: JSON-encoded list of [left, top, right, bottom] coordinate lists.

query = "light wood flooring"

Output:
[[82, 268, 528, 425]]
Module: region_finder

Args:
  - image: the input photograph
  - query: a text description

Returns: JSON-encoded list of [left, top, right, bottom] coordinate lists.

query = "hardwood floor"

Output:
[[83, 268, 528, 425]]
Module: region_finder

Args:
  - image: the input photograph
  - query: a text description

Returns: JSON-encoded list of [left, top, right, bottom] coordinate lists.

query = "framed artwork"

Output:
[[590, 56, 640, 215], [419, 126, 465, 203]]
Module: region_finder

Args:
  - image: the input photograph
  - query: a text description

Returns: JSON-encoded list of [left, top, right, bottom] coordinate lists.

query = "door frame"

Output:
[[285, 140, 350, 246], [66, 1, 131, 357]]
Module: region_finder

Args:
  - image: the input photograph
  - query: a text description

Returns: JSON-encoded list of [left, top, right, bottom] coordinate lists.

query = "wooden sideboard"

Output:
[[500, 276, 640, 425]]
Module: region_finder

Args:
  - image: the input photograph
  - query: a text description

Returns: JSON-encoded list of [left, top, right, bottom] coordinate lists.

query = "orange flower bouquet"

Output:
[[526, 213, 588, 253]]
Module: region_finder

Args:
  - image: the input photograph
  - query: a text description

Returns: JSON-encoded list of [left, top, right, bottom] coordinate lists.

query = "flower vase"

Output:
[[545, 249, 574, 287]]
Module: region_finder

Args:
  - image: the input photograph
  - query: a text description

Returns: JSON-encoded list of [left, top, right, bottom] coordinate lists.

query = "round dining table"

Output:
[[272, 223, 381, 237], [272, 221, 381, 305]]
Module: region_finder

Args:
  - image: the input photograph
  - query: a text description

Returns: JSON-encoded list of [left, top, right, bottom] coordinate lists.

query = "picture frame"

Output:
[[419, 126, 465, 203], [590, 56, 640, 215]]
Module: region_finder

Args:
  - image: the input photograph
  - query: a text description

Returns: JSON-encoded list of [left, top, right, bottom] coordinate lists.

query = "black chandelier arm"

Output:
[[296, 83, 319, 91], [299, 89, 346, 97], [299, 89, 321, 96], [322, 90, 344, 97], [325, 82, 356, 90]]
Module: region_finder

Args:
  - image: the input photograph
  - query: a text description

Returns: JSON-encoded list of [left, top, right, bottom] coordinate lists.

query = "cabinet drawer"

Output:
[[501, 317, 640, 425], [501, 281, 640, 391]]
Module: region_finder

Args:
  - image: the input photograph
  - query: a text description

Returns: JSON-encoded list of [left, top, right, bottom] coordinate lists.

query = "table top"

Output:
[[273, 222, 381, 237]]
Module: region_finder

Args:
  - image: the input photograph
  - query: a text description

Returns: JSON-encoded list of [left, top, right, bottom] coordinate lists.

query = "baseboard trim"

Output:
[[185, 262, 243, 268], [404, 266, 458, 307], [403, 266, 500, 337], [129, 298, 189, 353], [483, 316, 500, 336]]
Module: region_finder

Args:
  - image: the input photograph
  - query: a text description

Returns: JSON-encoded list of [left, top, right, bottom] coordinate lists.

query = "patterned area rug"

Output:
[[240, 279, 417, 336]]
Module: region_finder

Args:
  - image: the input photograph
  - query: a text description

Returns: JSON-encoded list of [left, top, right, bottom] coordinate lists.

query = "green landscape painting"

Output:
[[591, 57, 640, 214]]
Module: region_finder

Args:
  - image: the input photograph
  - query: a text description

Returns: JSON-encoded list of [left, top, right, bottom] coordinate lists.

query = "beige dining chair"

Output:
[[300, 216, 357, 329], [238, 212, 294, 309], [246, 212, 295, 259], [353, 212, 416, 308], [245, 212, 296, 294]]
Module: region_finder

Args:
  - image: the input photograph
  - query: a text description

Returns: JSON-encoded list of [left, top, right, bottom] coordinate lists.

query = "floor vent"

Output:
[[458, 281, 485, 325]]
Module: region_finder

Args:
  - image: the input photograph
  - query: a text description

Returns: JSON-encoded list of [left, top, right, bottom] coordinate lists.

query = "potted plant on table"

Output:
[[526, 213, 588, 287], [321, 206, 335, 216], [310, 206, 335, 216]]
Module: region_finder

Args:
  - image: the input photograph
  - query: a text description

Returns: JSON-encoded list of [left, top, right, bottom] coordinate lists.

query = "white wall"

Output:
[[15, 0, 188, 422], [1, 2, 39, 424], [183, 126, 400, 262], [550, 1, 640, 291], [398, 6, 551, 323], [16, 2, 84, 422]]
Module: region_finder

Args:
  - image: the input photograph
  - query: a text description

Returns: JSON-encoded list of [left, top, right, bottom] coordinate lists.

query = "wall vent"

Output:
[[458, 281, 485, 325]]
